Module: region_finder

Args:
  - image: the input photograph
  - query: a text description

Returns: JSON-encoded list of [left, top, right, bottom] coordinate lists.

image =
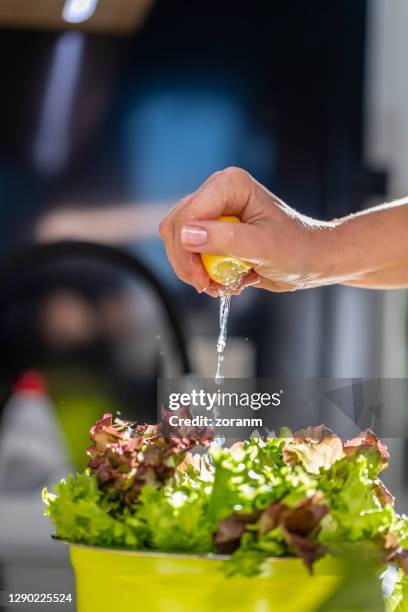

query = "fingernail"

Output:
[[181, 225, 208, 246]]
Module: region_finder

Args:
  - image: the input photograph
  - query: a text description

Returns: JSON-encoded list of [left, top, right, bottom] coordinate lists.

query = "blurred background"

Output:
[[0, 0, 407, 607]]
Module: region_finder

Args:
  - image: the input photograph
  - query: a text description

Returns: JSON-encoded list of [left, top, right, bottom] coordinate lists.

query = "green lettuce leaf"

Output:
[[43, 471, 146, 548], [136, 483, 213, 553]]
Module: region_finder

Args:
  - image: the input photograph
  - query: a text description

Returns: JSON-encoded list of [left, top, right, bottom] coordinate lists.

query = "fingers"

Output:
[[181, 166, 254, 221], [163, 241, 209, 293], [201, 270, 261, 298], [160, 198, 209, 292], [180, 218, 267, 264], [158, 167, 280, 291], [159, 167, 318, 295], [159, 167, 257, 292]]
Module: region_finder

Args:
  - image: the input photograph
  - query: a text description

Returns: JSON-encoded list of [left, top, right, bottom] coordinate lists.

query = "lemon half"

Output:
[[200, 216, 252, 286]]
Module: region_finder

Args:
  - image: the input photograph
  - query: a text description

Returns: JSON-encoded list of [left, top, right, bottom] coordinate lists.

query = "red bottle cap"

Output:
[[14, 371, 48, 394]]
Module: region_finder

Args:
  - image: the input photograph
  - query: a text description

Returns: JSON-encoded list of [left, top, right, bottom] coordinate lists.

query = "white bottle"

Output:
[[0, 371, 70, 492]]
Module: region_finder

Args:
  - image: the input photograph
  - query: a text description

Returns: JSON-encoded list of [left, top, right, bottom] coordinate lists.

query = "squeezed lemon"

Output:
[[200, 216, 252, 286]]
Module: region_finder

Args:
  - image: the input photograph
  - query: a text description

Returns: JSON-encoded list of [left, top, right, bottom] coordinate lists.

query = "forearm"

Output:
[[328, 198, 408, 288], [159, 167, 408, 294]]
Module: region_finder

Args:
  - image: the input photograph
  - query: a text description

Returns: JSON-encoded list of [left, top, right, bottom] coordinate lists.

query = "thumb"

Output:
[[180, 219, 267, 264]]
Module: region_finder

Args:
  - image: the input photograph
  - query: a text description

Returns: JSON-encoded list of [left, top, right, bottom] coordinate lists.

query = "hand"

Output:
[[159, 167, 337, 296]]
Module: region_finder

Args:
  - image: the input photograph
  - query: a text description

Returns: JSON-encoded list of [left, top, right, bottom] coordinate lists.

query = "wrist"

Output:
[[321, 217, 368, 285], [309, 221, 349, 286]]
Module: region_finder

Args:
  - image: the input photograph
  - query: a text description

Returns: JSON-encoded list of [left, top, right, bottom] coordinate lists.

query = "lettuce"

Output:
[[43, 471, 147, 548], [43, 416, 408, 608], [136, 484, 213, 553]]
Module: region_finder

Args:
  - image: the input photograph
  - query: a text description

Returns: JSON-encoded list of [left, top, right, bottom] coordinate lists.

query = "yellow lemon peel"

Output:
[[200, 216, 252, 286]]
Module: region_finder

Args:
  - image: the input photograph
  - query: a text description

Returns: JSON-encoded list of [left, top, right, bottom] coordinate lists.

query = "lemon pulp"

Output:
[[200, 216, 252, 286]]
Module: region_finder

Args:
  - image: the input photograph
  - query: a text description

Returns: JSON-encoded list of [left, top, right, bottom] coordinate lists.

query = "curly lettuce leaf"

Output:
[[208, 435, 315, 525], [344, 429, 390, 475], [216, 495, 328, 571], [317, 453, 399, 547], [43, 471, 146, 548], [283, 425, 344, 475], [136, 483, 213, 553]]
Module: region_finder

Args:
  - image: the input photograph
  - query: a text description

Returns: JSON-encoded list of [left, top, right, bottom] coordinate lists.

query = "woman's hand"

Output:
[[159, 167, 337, 296], [159, 167, 408, 294]]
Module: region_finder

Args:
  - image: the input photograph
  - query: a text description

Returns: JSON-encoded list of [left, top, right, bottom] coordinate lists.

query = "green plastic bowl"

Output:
[[68, 544, 342, 612]]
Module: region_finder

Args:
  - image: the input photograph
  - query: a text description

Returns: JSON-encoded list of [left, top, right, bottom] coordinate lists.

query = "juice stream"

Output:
[[215, 270, 246, 383], [213, 274, 246, 446], [199, 216, 252, 447], [215, 295, 230, 384], [212, 295, 230, 447]]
